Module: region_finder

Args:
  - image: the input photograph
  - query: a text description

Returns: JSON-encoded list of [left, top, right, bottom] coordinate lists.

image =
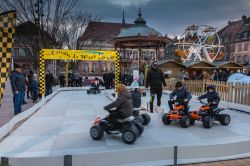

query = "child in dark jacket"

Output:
[[168, 81, 192, 114], [28, 74, 39, 103], [104, 84, 133, 122], [197, 85, 220, 114], [130, 80, 141, 116]]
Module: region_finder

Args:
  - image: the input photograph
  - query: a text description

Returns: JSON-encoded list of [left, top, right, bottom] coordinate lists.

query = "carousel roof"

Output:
[[116, 9, 163, 38]]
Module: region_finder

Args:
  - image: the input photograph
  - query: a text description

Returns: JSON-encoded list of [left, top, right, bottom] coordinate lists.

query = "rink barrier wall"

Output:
[[0, 141, 250, 166]]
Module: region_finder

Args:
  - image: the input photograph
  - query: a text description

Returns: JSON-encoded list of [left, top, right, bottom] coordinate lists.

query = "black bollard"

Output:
[[64, 155, 72, 166], [174, 146, 178, 166], [1, 157, 9, 166]]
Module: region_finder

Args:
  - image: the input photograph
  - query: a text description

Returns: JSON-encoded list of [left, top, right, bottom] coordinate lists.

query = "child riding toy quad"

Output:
[[90, 109, 144, 144], [87, 78, 101, 94], [162, 99, 191, 128], [189, 99, 231, 129]]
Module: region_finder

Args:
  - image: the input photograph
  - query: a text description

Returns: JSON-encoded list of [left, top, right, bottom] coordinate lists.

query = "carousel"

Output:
[[113, 9, 173, 73]]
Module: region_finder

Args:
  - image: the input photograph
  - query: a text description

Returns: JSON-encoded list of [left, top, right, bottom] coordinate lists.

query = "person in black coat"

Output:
[[45, 70, 54, 95], [10, 64, 26, 115], [168, 81, 192, 114], [197, 85, 220, 115], [146, 61, 166, 113]]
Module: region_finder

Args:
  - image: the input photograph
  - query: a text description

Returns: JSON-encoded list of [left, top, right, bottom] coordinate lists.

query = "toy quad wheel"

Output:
[[141, 113, 150, 126], [180, 115, 190, 128], [162, 113, 172, 125], [203, 116, 213, 129], [97, 89, 101, 93], [122, 125, 139, 144], [142, 91, 146, 96], [90, 125, 104, 140], [87, 90, 90, 94], [218, 114, 231, 126], [134, 122, 144, 136], [190, 119, 195, 125]]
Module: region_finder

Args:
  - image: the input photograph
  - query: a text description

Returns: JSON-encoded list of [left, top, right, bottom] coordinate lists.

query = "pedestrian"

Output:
[[45, 70, 54, 95], [58, 73, 65, 87], [139, 71, 144, 86], [176, 69, 185, 82], [211, 70, 219, 81], [103, 72, 108, 89], [10, 64, 26, 115], [27, 70, 33, 99], [146, 61, 166, 113], [202, 71, 211, 80], [79, 74, 83, 87], [28, 74, 39, 103]]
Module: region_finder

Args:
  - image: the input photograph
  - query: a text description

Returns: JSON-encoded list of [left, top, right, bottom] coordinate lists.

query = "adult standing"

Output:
[[176, 69, 185, 82], [45, 70, 54, 95], [139, 71, 144, 86], [10, 64, 26, 115], [146, 61, 166, 113]]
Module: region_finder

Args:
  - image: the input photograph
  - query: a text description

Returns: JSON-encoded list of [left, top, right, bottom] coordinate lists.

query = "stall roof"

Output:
[[212, 61, 244, 69], [158, 60, 186, 68], [182, 61, 216, 68]]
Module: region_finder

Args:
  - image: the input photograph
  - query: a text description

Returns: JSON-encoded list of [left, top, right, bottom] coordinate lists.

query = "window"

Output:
[[111, 63, 115, 72], [242, 32, 248, 39], [83, 63, 89, 73], [92, 63, 97, 73], [244, 43, 249, 51], [238, 43, 242, 52], [132, 51, 138, 60], [236, 33, 240, 41], [101, 63, 107, 72]]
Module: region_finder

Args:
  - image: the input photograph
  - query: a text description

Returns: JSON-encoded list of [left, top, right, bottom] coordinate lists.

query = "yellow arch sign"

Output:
[[39, 49, 120, 97], [41, 49, 118, 61]]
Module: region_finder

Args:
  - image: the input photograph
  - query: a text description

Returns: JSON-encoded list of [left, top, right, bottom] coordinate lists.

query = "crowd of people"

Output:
[[176, 69, 248, 82], [103, 72, 115, 89], [10, 64, 56, 116]]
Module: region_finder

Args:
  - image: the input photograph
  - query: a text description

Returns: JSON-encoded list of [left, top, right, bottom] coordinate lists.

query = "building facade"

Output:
[[218, 15, 250, 65]]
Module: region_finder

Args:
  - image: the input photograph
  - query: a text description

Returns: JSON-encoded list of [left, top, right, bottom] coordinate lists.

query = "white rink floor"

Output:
[[0, 90, 250, 158]]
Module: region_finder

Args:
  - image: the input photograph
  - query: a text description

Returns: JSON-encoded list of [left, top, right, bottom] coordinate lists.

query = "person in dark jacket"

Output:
[[58, 73, 65, 87], [130, 80, 141, 109], [146, 61, 166, 113], [197, 85, 220, 115], [10, 64, 26, 115], [45, 70, 54, 95], [104, 84, 133, 122], [28, 74, 39, 103], [168, 81, 192, 114]]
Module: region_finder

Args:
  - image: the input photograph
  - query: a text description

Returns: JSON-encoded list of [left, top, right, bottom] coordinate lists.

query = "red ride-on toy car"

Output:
[[189, 99, 231, 129], [162, 100, 191, 128]]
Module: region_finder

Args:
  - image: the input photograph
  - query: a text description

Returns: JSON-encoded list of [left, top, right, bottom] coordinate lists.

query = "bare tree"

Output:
[[0, 0, 100, 69]]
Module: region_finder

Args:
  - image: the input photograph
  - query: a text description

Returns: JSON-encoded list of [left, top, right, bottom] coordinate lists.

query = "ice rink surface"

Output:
[[0, 90, 250, 158]]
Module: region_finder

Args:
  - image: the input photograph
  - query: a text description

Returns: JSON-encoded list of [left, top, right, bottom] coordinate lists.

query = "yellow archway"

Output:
[[39, 49, 120, 97]]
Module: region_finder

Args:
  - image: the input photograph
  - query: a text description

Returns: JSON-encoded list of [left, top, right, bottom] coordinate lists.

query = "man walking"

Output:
[[146, 61, 166, 113], [10, 64, 26, 115]]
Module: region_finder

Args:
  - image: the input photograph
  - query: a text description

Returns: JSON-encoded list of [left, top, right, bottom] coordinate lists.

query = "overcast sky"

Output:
[[82, 0, 250, 37]]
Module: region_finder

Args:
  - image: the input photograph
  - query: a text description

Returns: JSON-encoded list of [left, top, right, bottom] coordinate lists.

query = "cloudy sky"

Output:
[[82, 0, 250, 37]]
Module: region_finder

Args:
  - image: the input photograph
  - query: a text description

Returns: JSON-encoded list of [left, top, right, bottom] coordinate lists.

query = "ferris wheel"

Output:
[[175, 25, 223, 62]]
